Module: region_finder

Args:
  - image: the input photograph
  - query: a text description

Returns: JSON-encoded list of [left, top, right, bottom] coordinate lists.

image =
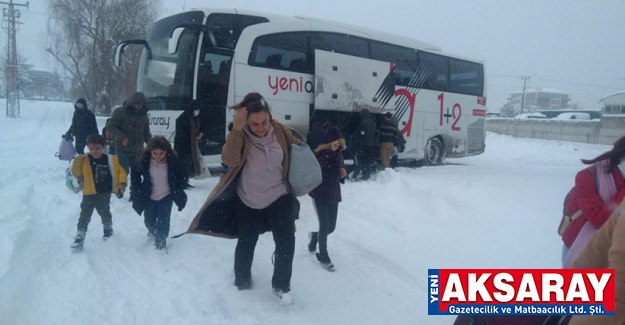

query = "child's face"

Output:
[[151, 148, 166, 162], [88, 144, 104, 159]]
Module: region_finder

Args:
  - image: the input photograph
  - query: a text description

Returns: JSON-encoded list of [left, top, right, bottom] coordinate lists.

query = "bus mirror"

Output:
[[114, 43, 125, 67], [169, 27, 185, 54], [114, 39, 148, 67]]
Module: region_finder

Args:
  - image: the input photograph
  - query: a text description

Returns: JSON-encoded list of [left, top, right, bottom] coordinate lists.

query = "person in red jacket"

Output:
[[562, 135, 625, 264]]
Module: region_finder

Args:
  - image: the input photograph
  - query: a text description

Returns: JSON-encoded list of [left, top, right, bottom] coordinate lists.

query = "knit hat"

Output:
[[322, 126, 343, 143]]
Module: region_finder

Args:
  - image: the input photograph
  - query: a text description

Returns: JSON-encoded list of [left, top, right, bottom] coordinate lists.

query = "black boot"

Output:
[[70, 233, 85, 251], [308, 232, 318, 253], [316, 252, 335, 272], [103, 227, 114, 240]]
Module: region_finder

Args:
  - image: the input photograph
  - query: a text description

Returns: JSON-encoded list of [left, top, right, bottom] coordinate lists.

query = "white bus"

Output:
[[116, 8, 487, 165]]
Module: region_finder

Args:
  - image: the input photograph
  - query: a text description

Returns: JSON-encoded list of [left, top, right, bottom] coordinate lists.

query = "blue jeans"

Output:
[[143, 195, 174, 244]]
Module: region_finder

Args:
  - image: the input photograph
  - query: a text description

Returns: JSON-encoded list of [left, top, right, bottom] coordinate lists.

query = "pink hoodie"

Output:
[[236, 124, 288, 209]]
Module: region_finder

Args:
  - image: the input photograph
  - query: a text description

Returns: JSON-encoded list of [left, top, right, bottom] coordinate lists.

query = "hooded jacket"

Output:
[[107, 92, 152, 153], [66, 98, 98, 138]]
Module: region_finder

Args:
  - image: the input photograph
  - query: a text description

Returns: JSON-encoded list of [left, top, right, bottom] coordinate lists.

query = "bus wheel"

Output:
[[425, 137, 444, 166]]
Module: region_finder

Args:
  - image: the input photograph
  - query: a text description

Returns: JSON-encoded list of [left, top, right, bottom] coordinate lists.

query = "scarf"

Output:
[[242, 124, 275, 171]]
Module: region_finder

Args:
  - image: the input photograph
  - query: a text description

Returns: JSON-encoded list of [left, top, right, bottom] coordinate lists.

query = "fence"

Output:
[[486, 117, 625, 145]]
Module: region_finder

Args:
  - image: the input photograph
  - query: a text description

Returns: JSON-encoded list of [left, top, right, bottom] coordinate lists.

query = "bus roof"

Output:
[[189, 7, 291, 21], [184, 8, 482, 63], [293, 15, 442, 53]]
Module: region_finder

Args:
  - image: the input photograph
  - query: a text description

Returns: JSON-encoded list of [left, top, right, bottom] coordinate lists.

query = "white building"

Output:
[[508, 86, 571, 112], [600, 90, 625, 116]]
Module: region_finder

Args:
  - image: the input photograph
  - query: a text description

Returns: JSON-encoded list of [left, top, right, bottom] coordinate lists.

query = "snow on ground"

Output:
[[0, 100, 612, 325]]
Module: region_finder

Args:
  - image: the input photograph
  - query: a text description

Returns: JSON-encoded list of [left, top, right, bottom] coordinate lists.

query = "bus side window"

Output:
[[419, 51, 449, 92], [248, 32, 311, 74], [266, 54, 283, 68]]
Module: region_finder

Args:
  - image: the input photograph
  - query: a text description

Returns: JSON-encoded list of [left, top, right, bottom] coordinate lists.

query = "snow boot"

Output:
[[70, 233, 85, 251], [155, 238, 166, 250], [307, 232, 317, 253], [103, 226, 114, 240], [272, 288, 294, 305], [316, 252, 336, 272], [235, 278, 252, 291]]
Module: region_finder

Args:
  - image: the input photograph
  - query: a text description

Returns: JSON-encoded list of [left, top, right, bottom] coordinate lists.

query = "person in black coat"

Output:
[[130, 136, 188, 250], [174, 100, 203, 180], [65, 98, 98, 154]]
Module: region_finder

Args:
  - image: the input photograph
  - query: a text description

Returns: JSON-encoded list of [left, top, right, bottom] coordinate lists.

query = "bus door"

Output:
[[313, 49, 396, 147], [195, 46, 232, 156]]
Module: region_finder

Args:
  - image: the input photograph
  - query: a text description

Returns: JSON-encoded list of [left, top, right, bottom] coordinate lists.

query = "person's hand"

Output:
[[330, 140, 340, 151], [232, 108, 247, 132], [196, 132, 203, 140], [339, 168, 347, 179], [122, 138, 129, 146]]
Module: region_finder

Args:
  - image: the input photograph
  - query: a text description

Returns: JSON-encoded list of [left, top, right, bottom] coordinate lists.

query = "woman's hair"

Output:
[[140, 136, 177, 164], [231, 92, 271, 116], [581, 135, 625, 171]]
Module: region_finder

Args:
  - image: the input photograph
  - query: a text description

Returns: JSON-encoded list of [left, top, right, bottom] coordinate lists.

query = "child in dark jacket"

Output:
[[130, 136, 188, 250], [308, 126, 347, 271]]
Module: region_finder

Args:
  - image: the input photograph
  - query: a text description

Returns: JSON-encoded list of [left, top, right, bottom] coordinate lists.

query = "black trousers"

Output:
[[75, 136, 87, 155], [361, 146, 377, 179], [234, 194, 295, 292], [77, 193, 112, 233], [312, 200, 339, 256]]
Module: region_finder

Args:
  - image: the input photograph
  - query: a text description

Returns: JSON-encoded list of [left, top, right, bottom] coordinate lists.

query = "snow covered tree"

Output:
[[0, 52, 33, 99], [45, 0, 159, 114]]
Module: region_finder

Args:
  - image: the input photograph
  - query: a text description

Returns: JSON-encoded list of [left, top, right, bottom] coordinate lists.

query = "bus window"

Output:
[[206, 14, 237, 49], [419, 51, 449, 92], [370, 41, 419, 87], [207, 14, 269, 50], [310, 32, 369, 58], [449, 58, 484, 96], [197, 45, 233, 105], [248, 32, 312, 74], [138, 11, 203, 110]]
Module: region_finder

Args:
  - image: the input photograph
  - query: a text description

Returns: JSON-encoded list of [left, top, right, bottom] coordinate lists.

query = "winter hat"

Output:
[[322, 126, 343, 143]]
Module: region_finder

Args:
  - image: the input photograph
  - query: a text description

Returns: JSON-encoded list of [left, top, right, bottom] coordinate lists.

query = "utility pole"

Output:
[[1, 0, 28, 118], [519, 76, 531, 116]]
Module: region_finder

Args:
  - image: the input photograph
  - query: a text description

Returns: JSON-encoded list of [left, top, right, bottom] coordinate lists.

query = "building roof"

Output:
[[510, 86, 568, 95], [600, 90, 625, 102]]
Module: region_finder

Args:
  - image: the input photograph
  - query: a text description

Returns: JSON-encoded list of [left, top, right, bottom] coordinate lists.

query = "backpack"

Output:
[[56, 136, 76, 161], [557, 165, 597, 236]]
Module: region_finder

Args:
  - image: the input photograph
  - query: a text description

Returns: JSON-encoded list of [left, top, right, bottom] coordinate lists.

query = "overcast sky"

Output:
[[6, 0, 625, 112]]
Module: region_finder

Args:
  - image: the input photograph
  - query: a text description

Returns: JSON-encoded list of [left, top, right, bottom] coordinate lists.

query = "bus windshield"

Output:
[[138, 11, 205, 111]]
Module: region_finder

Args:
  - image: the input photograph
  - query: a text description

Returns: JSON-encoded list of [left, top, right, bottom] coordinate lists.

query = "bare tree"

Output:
[[45, 0, 159, 114]]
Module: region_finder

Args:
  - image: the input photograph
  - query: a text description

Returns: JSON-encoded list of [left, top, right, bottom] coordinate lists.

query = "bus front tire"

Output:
[[424, 137, 444, 166]]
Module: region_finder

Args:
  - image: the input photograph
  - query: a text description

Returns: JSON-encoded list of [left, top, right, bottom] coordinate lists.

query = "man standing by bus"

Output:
[[107, 92, 152, 177], [379, 112, 398, 169], [356, 109, 377, 180]]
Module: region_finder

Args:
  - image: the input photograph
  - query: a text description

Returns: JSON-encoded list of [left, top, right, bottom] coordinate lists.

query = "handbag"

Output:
[[288, 143, 322, 197]]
